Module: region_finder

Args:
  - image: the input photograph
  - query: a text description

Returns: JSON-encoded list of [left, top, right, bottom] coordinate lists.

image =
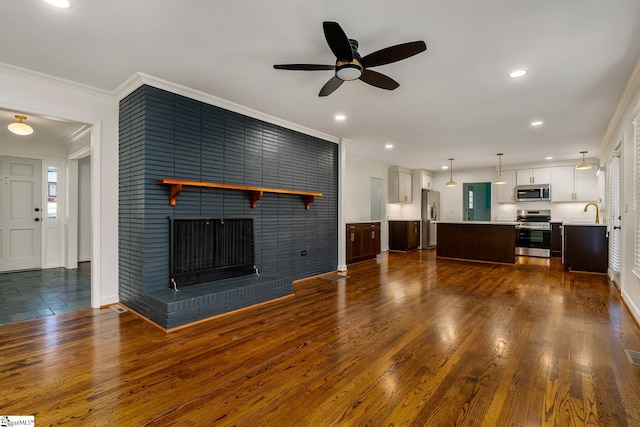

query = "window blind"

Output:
[[609, 153, 621, 274]]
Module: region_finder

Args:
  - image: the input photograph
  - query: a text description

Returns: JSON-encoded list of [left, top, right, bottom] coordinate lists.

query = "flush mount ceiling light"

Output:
[[545, 156, 554, 160], [495, 153, 507, 185], [7, 115, 34, 136], [43, 0, 72, 8], [445, 158, 457, 187], [531, 120, 543, 127], [576, 151, 592, 170], [334, 114, 346, 121], [508, 69, 528, 78], [384, 143, 394, 149]]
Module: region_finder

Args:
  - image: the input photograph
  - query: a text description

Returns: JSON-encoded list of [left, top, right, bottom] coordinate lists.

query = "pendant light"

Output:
[[7, 115, 34, 136], [495, 153, 507, 185], [576, 151, 592, 170], [445, 158, 457, 187]]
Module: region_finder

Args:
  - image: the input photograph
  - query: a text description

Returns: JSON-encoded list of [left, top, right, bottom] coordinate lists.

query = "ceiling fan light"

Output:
[[336, 63, 362, 81], [576, 151, 592, 170], [7, 115, 34, 136]]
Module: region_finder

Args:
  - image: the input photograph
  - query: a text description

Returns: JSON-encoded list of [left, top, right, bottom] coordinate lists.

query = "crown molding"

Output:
[[0, 61, 114, 100], [114, 72, 341, 145]]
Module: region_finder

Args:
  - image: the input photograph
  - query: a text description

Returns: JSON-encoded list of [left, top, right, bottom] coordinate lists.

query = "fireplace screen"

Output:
[[170, 217, 255, 287]]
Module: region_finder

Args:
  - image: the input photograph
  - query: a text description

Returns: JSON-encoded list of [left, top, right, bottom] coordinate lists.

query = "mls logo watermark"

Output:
[[0, 416, 35, 426]]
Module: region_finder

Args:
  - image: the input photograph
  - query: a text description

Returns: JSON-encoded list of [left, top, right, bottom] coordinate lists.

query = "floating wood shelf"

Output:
[[156, 178, 322, 209]]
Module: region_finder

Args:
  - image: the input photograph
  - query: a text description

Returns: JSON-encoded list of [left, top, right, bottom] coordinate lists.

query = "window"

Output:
[[47, 166, 58, 219]]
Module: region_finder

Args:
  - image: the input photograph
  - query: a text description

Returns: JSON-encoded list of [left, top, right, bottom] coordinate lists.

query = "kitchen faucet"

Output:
[[583, 202, 599, 224]]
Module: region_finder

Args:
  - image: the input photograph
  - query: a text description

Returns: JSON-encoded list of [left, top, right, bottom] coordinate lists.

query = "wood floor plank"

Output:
[[2, 251, 640, 425]]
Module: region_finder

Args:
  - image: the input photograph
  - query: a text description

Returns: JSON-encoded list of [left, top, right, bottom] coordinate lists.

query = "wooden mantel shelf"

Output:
[[156, 178, 323, 209]]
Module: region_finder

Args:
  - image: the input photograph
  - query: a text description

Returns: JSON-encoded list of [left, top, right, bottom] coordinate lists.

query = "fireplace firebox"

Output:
[[170, 217, 255, 288]]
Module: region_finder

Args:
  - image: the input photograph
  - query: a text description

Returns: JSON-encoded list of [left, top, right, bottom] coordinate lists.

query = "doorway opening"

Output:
[[0, 109, 93, 324], [463, 182, 491, 221]]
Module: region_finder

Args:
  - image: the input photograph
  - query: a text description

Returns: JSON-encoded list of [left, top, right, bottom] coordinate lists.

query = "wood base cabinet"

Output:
[[550, 222, 562, 257], [346, 222, 381, 264], [563, 224, 608, 273], [389, 220, 420, 251]]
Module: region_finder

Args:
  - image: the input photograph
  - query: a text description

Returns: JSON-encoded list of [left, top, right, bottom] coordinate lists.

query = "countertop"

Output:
[[562, 221, 607, 227], [435, 221, 519, 225]]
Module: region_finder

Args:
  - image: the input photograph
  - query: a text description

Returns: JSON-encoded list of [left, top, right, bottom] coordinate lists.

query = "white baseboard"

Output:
[[622, 289, 640, 326]]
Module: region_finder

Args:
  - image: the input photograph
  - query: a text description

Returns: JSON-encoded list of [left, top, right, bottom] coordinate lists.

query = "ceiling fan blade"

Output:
[[323, 21, 353, 61], [319, 76, 344, 97], [274, 64, 335, 71], [359, 69, 399, 90], [360, 41, 427, 68]]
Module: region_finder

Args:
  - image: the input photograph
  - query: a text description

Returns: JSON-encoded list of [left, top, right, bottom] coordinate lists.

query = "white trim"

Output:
[[68, 145, 91, 160], [338, 138, 347, 272], [622, 288, 640, 327], [65, 158, 79, 270], [90, 122, 103, 308], [0, 61, 113, 100], [114, 72, 341, 145]]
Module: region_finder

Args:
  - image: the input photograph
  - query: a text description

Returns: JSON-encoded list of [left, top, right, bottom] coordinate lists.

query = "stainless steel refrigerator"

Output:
[[421, 189, 440, 248]]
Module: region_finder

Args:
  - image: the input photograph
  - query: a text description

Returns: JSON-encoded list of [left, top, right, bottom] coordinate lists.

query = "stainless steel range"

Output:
[[515, 209, 551, 257]]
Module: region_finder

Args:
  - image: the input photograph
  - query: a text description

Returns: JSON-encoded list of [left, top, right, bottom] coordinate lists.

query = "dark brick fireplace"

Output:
[[170, 217, 256, 287], [118, 85, 338, 329]]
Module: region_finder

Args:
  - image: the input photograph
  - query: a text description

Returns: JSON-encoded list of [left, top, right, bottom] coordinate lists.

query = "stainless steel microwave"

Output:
[[515, 184, 551, 202]]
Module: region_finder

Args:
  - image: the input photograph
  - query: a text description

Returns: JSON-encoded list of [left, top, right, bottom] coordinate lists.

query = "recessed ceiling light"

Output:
[[44, 0, 72, 8], [545, 156, 553, 160], [442, 165, 449, 170], [334, 114, 346, 121], [385, 144, 394, 149], [531, 120, 543, 126], [508, 69, 528, 78]]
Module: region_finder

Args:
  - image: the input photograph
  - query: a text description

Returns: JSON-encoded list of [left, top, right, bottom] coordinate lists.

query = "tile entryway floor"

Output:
[[0, 262, 91, 325]]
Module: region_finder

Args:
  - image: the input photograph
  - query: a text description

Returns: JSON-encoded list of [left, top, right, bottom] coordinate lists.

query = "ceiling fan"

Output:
[[274, 21, 427, 97]]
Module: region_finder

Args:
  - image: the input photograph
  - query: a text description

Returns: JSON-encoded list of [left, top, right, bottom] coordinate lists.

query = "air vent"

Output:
[[625, 349, 640, 365], [110, 305, 128, 314]]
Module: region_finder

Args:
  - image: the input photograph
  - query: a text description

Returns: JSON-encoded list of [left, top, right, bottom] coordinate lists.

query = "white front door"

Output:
[[0, 156, 42, 272]]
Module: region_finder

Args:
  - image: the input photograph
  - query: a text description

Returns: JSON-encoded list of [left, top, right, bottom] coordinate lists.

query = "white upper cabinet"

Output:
[[496, 170, 516, 203], [420, 170, 434, 189], [574, 166, 599, 202], [550, 165, 598, 202], [516, 168, 550, 185], [389, 166, 412, 203], [550, 166, 575, 202]]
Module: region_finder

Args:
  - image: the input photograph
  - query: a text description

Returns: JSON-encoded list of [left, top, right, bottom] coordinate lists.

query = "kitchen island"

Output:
[[437, 221, 517, 264]]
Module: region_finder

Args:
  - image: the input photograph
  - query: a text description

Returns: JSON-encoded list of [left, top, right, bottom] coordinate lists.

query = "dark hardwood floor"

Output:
[[1, 251, 640, 426]]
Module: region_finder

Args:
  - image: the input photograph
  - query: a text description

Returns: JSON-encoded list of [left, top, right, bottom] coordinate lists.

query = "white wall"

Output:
[[78, 156, 92, 261], [344, 155, 391, 251], [599, 57, 640, 324], [0, 63, 119, 308], [434, 167, 496, 221]]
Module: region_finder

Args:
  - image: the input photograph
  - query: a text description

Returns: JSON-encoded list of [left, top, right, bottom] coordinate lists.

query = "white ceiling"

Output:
[[0, 107, 89, 145], [2, 1, 640, 171]]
